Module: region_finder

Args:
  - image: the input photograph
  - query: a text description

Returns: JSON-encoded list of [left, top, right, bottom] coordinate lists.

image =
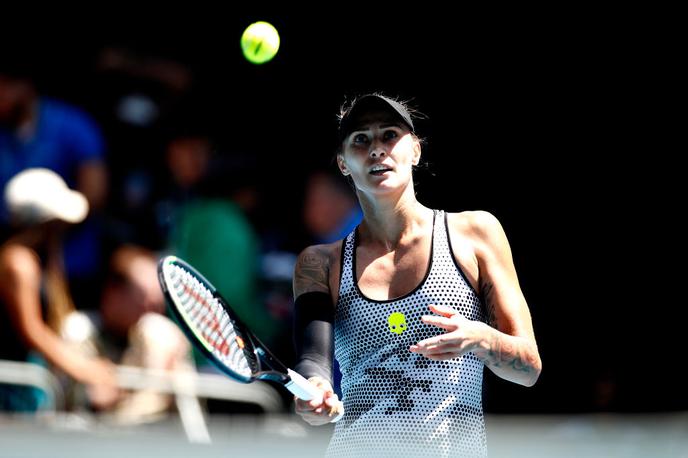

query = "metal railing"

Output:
[[0, 359, 284, 443], [0, 359, 65, 411]]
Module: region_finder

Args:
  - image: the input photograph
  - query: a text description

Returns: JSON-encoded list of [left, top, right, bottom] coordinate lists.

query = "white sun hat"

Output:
[[4, 168, 89, 225]]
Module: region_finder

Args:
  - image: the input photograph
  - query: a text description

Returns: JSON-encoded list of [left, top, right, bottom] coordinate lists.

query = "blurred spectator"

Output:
[[95, 46, 192, 125], [0, 168, 117, 412], [87, 46, 195, 252], [169, 199, 278, 348], [303, 169, 362, 244], [151, 132, 215, 249], [153, 130, 280, 365], [62, 244, 193, 423], [0, 66, 109, 311]]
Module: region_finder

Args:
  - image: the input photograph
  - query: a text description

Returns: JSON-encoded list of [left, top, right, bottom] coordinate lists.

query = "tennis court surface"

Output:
[[1, 412, 685, 457]]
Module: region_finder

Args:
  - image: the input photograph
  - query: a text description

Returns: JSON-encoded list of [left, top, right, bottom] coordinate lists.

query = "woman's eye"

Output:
[[383, 130, 398, 141], [352, 134, 368, 144]]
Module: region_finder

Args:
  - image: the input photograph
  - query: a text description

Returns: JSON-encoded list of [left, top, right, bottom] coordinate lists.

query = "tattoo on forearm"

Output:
[[294, 250, 329, 293], [478, 332, 536, 376], [477, 277, 539, 383]]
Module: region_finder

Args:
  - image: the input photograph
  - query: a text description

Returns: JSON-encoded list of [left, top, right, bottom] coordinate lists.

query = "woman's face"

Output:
[[0, 76, 30, 124], [338, 111, 420, 196]]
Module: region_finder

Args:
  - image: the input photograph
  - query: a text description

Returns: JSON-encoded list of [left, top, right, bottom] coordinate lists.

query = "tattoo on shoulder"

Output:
[[480, 277, 498, 328], [294, 248, 330, 294]]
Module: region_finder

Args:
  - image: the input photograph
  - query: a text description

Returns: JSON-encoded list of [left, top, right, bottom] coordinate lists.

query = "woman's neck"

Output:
[[6, 227, 45, 249], [4, 222, 59, 253], [357, 188, 432, 250], [16, 98, 39, 140]]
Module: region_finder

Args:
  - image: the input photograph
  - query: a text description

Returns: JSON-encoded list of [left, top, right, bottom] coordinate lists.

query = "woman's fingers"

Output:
[[424, 351, 461, 360], [421, 314, 455, 330], [428, 303, 459, 317], [295, 390, 343, 425], [411, 340, 459, 353], [327, 399, 344, 421], [294, 397, 315, 412], [408, 305, 476, 361], [289, 369, 341, 423], [414, 332, 452, 348], [423, 304, 466, 330]]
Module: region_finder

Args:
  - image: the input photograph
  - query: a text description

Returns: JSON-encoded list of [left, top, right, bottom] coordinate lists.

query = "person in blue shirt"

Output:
[[1, 67, 109, 309]]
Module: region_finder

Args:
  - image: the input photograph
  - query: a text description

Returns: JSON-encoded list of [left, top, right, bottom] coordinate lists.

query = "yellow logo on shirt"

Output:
[[387, 312, 407, 335]]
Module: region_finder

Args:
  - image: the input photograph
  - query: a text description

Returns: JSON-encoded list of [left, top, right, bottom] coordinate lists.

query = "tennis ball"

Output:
[[241, 21, 280, 64]]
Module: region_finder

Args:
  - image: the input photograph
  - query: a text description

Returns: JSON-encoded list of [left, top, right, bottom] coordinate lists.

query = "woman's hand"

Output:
[[294, 376, 343, 426], [78, 357, 121, 410], [410, 304, 489, 360]]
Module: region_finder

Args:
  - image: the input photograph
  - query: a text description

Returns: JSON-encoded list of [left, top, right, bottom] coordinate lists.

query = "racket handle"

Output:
[[286, 369, 344, 423], [286, 369, 321, 401]]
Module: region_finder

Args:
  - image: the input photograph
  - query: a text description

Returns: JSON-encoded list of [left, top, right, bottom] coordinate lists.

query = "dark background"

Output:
[[2, 9, 679, 413]]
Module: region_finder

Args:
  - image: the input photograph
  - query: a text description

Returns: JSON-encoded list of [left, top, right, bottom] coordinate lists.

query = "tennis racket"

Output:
[[158, 255, 342, 419]]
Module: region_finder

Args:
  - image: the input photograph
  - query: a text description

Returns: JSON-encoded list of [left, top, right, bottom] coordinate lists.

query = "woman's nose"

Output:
[[369, 147, 386, 158]]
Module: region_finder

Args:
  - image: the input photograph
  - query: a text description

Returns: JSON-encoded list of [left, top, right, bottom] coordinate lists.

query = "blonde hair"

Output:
[[43, 244, 76, 333]]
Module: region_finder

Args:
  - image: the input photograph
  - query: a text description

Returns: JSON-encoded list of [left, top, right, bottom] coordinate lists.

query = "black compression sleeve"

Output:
[[293, 291, 334, 385]]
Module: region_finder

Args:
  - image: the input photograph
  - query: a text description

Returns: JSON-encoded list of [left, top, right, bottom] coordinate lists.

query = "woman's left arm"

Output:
[[411, 211, 542, 386]]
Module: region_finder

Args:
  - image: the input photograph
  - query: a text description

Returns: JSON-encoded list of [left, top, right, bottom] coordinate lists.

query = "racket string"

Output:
[[167, 264, 252, 378]]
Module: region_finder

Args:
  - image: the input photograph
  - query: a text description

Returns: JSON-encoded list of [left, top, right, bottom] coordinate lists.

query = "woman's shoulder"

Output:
[[296, 240, 343, 270], [293, 241, 344, 296], [445, 210, 511, 257], [446, 210, 501, 231], [0, 243, 41, 279], [296, 241, 342, 265]]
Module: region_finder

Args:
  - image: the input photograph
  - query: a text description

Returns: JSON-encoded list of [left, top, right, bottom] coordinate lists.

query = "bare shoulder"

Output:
[[0, 244, 41, 297], [447, 210, 506, 242], [0, 243, 40, 278], [293, 242, 341, 297]]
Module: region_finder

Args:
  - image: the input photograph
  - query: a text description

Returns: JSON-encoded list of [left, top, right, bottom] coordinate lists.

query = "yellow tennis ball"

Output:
[[241, 21, 280, 64]]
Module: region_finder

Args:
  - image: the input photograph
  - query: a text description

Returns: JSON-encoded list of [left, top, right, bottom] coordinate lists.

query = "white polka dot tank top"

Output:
[[328, 210, 488, 458]]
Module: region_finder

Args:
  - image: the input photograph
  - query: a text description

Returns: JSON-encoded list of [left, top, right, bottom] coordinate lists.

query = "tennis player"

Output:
[[292, 94, 541, 457]]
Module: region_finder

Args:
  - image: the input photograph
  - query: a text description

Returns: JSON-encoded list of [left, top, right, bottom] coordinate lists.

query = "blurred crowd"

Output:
[[4, 41, 663, 421], [0, 46, 361, 420]]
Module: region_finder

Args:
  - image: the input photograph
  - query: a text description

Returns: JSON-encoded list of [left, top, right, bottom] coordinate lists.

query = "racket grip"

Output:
[[287, 369, 344, 423], [286, 369, 321, 401]]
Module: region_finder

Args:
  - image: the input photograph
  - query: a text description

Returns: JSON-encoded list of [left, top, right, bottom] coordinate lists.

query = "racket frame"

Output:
[[158, 256, 289, 385], [158, 255, 342, 417]]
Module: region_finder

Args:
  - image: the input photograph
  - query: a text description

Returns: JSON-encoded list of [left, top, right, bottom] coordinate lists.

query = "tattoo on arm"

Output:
[[294, 249, 330, 295], [480, 277, 498, 328], [476, 332, 535, 379], [477, 277, 538, 382]]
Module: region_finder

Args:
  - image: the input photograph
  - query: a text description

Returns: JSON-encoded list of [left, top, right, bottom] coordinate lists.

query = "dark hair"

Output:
[[338, 93, 420, 140], [335, 93, 425, 156]]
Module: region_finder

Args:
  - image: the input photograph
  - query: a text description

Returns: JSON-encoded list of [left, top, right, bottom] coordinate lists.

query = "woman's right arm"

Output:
[[292, 244, 342, 425], [0, 246, 117, 390]]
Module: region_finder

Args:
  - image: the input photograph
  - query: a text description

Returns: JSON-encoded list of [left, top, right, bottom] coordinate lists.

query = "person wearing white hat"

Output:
[[1, 68, 109, 324], [0, 168, 118, 411], [4, 168, 90, 226]]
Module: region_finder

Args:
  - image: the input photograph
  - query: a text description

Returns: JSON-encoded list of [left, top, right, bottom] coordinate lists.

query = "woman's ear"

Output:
[[337, 154, 350, 176], [412, 138, 421, 166]]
